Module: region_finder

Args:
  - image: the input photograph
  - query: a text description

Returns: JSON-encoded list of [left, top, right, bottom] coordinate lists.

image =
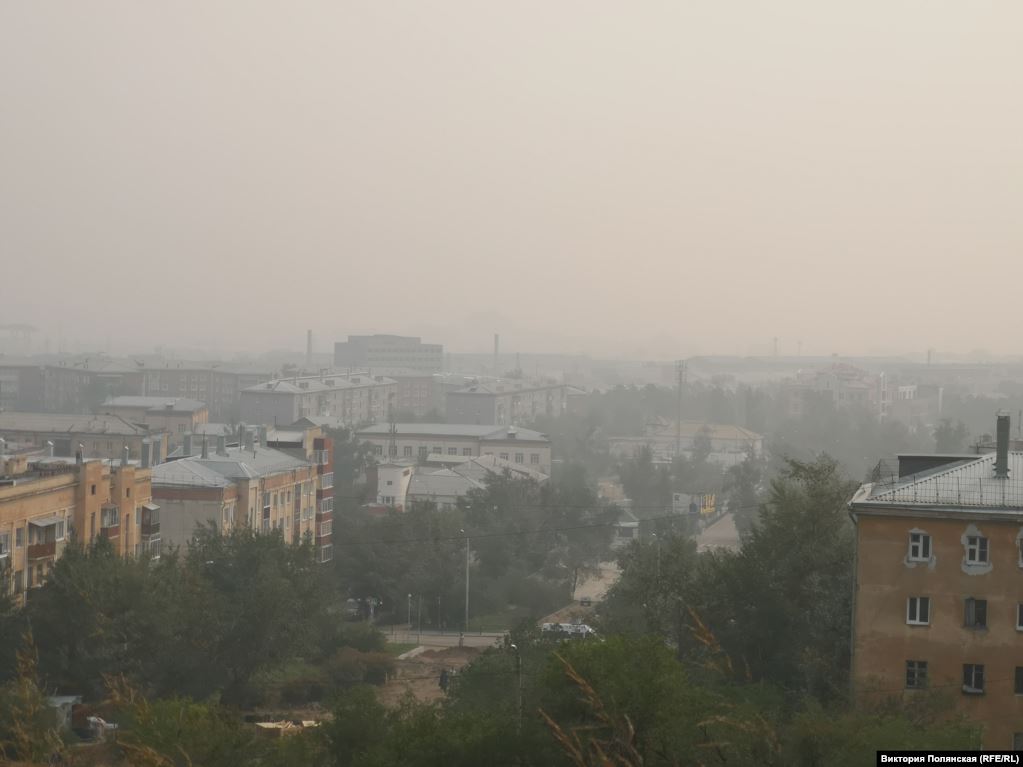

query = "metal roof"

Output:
[[0, 412, 162, 436], [152, 444, 310, 487], [851, 451, 1023, 510], [357, 423, 549, 442], [102, 396, 207, 413]]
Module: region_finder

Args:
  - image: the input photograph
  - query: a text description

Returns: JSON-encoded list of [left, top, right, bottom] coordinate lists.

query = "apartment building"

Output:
[[445, 381, 574, 426], [266, 426, 334, 563], [151, 429, 333, 562], [0, 448, 157, 602], [608, 421, 763, 467], [0, 412, 170, 464], [240, 373, 397, 427], [0, 357, 144, 413], [138, 364, 274, 421], [334, 335, 443, 373], [849, 414, 1023, 748], [100, 396, 209, 445], [357, 423, 552, 475]]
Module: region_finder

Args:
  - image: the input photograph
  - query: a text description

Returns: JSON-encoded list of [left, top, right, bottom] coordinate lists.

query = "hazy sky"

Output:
[[2, 2, 1021, 360]]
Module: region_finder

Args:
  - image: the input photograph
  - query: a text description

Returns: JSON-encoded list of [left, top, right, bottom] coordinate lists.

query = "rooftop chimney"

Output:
[[141, 440, 152, 469], [216, 435, 227, 457], [183, 433, 193, 457], [123, 445, 130, 467], [201, 435, 209, 460], [257, 425, 268, 446], [243, 429, 254, 453], [46, 440, 54, 458], [995, 412, 1010, 479], [306, 329, 313, 371], [76, 443, 84, 465]]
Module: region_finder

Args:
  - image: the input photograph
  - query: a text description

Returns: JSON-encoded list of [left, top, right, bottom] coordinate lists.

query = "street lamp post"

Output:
[[407, 593, 412, 629], [417, 594, 423, 644]]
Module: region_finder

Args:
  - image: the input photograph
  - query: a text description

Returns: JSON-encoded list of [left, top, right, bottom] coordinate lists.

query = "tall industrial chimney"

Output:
[[494, 333, 499, 375], [306, 330, 313, 371], [995, 413, 1010, 479]]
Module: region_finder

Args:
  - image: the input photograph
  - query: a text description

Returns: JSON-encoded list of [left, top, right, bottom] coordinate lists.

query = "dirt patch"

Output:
[[376, 646, 482, 706]]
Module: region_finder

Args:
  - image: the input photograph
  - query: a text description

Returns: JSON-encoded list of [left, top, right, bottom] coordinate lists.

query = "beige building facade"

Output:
[[0, 450, 156, 602], [850, 417, 1023, 748]]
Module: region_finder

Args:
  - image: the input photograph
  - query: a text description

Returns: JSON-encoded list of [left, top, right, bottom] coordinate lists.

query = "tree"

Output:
[[0, 632, 60, 764], [696, 456, 857, 701]]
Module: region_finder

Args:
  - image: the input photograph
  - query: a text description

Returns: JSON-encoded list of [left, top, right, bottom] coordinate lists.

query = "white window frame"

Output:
[[319, 497, 333, 513], [908, 532, 931, 562], [964, 597, 987, 629], [963, 664, 985, 695], [966, 535, 989, 564], [56, 520, 65, 542], [319, 520, 332, 537], [0, 533, 10, 557], [907, 596, 930, 625], [320, 472, 334, 489]]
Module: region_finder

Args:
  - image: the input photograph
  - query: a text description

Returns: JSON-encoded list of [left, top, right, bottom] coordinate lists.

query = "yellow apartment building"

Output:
[[0, 447, 157, 602]]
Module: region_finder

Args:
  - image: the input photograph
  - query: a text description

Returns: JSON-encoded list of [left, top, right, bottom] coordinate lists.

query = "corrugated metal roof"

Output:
[[0, 412, 161, 436], [103, 396, 207, 413], [357, 423, 549, 442], [854, 452, 1023, 509]]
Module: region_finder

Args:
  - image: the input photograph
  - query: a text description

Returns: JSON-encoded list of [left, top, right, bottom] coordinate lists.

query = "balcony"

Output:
[[27, 541, 56, 560]]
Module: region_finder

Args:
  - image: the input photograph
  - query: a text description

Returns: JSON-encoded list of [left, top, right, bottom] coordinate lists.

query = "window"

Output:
[[321, 473, 334, 489], [963, 664, 985, 694], [448, 447, 458, 455], [374, 445, 383, 456], [906, 660, 928, 689], [432, 447, 442, 455], [966, 535, 989, 564], [101, 507, 119, 528], [908, 532, 931, 561], [531, 453, 539, 465], [404, 446, 413, 457], [320, 497, 333, 513], [262, 493, 271, 510], [389, 445, 397, 457], [56, 521, 65, 542], [90, 484, 96, 496], [463, 448, 472, 456], [964, 598, 987, 629], [319, 520, 332, 537], [135, 507, 141, 527], [386, 480, 393, 486], [907, 597, 930, 625], [499, 453, 509, 461], [15, 527, 23, 548], [318, 544, 333, 563], [418, 447, 428, 459], [0, 533, 9, 557]]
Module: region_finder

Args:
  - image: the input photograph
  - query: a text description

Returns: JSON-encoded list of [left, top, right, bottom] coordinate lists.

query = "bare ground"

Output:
[[376, 646, 482, 706]]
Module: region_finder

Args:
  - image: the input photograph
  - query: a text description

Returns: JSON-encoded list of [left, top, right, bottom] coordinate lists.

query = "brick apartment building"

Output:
[[0, 412, 170, 464], [152, 427, 333, 563], [0, 447, 157, 603]]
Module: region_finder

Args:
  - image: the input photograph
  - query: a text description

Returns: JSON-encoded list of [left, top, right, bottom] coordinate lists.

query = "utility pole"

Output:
[[407, 593, 412, 629], [510, 644, 523, 732], [461, 529, 470, 638], [418, 594, 423, 644], [675, 360, 685, 459]]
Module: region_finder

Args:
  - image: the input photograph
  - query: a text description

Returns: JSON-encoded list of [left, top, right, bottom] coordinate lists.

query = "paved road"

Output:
[[696, 512, 741, 553], [386, 628, 505, 648]]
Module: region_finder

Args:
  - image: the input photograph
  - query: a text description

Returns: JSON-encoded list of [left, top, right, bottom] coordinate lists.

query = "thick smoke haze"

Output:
[[2, 2, 1021, 359]]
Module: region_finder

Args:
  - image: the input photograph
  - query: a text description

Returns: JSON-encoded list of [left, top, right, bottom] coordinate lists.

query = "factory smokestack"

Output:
[[306, 330, 313, 371], [494, 333, 499, 375]]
